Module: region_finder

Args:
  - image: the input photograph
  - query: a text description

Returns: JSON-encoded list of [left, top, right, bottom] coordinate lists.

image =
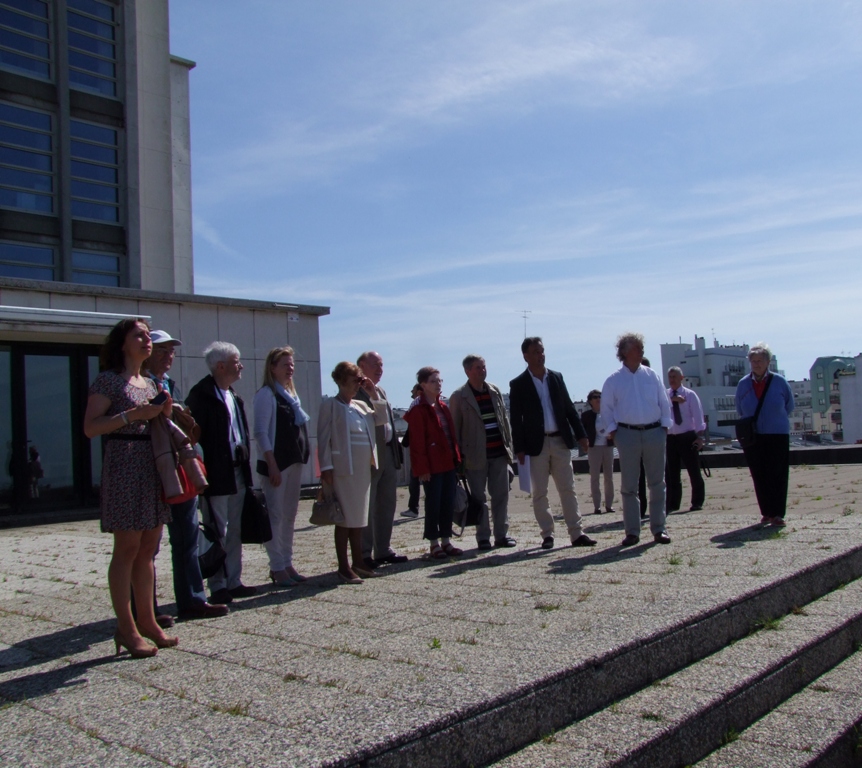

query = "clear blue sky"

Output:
[[169, 1, 862, 406]]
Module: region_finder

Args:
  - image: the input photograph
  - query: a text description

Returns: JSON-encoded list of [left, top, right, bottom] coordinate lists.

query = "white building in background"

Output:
[[660, 336, 782, 439], [786, 379, 813, 435], [838, 355, 862, 444], [0, 1, 328, 518]]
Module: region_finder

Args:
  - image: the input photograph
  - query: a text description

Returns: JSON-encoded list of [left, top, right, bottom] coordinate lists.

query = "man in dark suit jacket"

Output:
[[509, 337, 596, 550], [356, 351, 408, 569]]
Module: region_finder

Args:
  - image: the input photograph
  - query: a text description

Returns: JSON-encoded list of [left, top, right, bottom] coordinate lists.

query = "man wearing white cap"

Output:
[[147, 331, 228, 621]]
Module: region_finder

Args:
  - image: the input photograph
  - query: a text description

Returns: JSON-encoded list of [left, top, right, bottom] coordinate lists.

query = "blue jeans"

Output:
[[166, 497, 206, 611], [422, 469, 456, 541]]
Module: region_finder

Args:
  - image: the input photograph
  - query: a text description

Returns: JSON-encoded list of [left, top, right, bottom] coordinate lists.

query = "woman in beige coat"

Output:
[[317, 362, 388, 584]]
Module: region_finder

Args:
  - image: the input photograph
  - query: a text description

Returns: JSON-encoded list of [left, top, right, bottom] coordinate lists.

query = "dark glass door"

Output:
[[1, 342, 101, 517]]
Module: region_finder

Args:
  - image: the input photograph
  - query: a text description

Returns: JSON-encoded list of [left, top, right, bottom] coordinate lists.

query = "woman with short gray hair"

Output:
[[735, 343, 795, 527]]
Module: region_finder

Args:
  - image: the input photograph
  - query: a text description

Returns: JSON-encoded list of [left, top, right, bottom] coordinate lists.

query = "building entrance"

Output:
[[1, 342, 101, 518]]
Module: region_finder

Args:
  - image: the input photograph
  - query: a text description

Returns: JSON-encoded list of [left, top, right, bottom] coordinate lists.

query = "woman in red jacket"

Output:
[[404, 366, 463, 559]]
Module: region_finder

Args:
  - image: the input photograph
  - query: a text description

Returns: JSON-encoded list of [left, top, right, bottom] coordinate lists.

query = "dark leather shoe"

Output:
[[620, 534, 640, 547], [541, 536, 554, 550], [605, 507, 616, 514], [494, 537, 517, 548], [477, 540, 493, 551], [689, 505, 703, 512], [209, 588, 233, 605], [155, 614, 175, 629], [363, 556, 379, 570], [571, 535, 597, 547], [178, 602, 230, 621], [377, 553, 408, 564], [653, 532, 671, 544], [228, 584, 257, 598], [593, 508, 603, 515]]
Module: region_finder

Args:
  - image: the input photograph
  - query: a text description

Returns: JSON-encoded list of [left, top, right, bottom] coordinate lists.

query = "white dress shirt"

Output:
[[601, 365, 673, 433], [530, 370, 559, 433], [667, 385, 707, 436]]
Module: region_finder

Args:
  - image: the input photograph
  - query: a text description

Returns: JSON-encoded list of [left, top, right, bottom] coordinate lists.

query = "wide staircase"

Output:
[[486, 549, 862, 767]]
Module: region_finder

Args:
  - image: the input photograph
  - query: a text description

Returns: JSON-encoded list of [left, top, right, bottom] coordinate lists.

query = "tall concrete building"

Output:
[[0, 0, 328, 517], [838, 354, 862, 444], [660, 336, 781, 439]]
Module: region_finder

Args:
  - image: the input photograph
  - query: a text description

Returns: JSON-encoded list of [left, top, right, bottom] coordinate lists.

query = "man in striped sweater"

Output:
[[449, 355, 516, 550]]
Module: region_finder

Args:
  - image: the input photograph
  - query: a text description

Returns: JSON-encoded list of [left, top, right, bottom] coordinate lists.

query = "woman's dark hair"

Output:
[[100, 318, 151, 372], [416, 366, 440, 384]]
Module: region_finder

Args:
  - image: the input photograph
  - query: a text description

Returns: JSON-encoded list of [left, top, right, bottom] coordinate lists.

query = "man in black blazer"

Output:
[[509, 337, 596, 550]]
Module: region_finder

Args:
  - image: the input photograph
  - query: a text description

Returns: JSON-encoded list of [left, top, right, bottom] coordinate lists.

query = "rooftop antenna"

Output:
[[518, 309, 532, 338]]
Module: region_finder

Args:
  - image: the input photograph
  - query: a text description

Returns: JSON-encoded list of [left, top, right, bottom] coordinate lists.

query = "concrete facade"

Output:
[[809, 356, 855, 440], [0, 1, 329, 514], [839, 354, 862, 444]]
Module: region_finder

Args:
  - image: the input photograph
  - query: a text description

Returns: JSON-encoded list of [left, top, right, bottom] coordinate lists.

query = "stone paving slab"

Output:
[[0, 465, 860, 766]]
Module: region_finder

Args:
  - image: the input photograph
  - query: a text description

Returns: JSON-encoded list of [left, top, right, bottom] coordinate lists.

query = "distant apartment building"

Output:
[[809, 356, 855, 440], [786, 379, 813, 435], [0, 0, 328, 518], [839, 354, 862, 444], [660, 336, 781, 439]]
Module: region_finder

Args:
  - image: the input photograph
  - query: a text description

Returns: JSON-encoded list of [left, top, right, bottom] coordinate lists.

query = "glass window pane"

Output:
[[0, 262, 53, 279], [0, 124, 52, 151], [70, 138, 114, 164], [0, 103, 51, 131], [67, 0, 113, 22], [1, 28, 50, 58], [72, 250, 117, 271], [0, 186, 52, 211], [70, 179, 116, 202], [70, 198, 117, 221], [68, 68, 115, 97], [70, 120, 115, 144], [2, 166, 52, 191], [66, 11, 113, 40], [71, 270, 118, 286], [0, 146, 51, 171], [25, 356, 74, 491], [0, 48, 49, 77], [0, 348, 11, 500], [2, 0, 48, 19], [70, 159, 113, 182], [0, 8, 49, 37], [0, 242, 53, 265], [87, 355, 102, 488], [69, 49, 114, 78], [68, 30, 113, 58]]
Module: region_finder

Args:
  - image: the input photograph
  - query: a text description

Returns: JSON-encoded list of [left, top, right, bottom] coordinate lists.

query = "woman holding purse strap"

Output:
[[253, 346, 310, 588], [735, 343, 795, 528], [83, 319, 178, 658]]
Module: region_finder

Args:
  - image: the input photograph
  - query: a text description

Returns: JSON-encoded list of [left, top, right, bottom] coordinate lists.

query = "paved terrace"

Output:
[[1, 464, 861, 767]]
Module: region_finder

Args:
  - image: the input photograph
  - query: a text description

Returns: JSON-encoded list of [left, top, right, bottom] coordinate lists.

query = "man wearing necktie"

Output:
[[356, 351, 409, 569], [666, 366, 706, 513]]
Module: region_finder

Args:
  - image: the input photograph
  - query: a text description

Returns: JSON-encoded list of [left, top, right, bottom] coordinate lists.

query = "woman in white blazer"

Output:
[[317, 361, 387, 584]]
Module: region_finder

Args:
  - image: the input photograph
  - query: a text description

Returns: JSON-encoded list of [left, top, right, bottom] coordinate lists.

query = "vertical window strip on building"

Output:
[[0, 240, 55, 279], [66, 0, 116, 98], [0, 0, 50, 79], [69, 117, 118, 222], [0, 100, 54, 213]]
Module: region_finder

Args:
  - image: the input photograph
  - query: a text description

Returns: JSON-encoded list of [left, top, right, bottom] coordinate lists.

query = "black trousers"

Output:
[[742, 434, 790, 520], [666, 431, 705, 511]]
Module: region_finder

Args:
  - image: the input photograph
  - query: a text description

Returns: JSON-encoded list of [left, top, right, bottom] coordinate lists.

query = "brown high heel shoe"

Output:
[[114, 631, 157, 659], [137, 629, 179, 649]]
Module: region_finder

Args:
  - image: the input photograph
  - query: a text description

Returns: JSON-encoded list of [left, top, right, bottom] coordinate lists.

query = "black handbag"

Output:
[[453, 476, 483, 534], [241, 486, 272, 544], [735, 375, 773, 448], [198, 520, 227, 579]]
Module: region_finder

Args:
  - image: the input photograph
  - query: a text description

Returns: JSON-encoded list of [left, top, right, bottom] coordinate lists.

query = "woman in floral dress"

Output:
[[83, 318, 178, 658]]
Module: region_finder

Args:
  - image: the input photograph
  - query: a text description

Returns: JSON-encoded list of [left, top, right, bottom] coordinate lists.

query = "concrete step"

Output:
[[360, 545, 862, 768], [694, 649, 862, 767], [488, 578, 862, 768]]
